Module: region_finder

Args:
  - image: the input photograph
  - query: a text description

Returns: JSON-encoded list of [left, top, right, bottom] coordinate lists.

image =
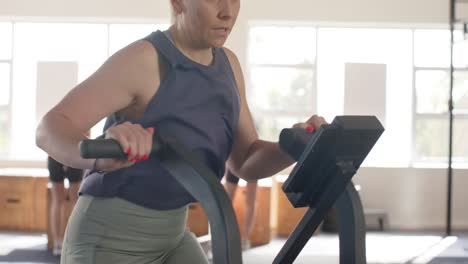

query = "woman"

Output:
[[36, 0, 326, 263]]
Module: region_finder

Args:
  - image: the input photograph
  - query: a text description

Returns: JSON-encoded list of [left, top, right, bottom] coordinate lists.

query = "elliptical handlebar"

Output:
[[79, 138, 163, 159], [80, 127, 312, 161], [279, 127, 321, 160]]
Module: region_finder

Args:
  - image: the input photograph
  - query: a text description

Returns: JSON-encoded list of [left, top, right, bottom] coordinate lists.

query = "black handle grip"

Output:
[[279, 128, 315, 161], [79, 138, 162, 159]]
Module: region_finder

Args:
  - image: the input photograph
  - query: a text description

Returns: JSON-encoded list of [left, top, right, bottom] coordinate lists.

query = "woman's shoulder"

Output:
[[110, 40, 160, 71], [222, 47, 244, 86], [102, 39, 162, 93], [221, 47, 238, 63], [222, 47, 242, 73]]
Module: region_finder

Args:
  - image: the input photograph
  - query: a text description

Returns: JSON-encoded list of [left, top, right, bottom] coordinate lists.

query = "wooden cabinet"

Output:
[[276, 181, 320, 237], [34, 177, 49, 231], [0, 175, 48, 231], [0, 177, 35, 230], [232, 185, 271, 246]]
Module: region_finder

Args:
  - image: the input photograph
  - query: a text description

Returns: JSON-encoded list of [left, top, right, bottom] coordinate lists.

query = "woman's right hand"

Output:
[[93, 122, 155, 172]]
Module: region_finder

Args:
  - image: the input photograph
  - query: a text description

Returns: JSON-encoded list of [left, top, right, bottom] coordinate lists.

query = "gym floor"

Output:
[[0, 231, 467, 264]]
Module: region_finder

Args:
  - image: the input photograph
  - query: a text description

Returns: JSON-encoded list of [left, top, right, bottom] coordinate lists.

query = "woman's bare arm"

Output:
[[224, 48, 296, 181], [224, 48, 327, 181], [36, 41, 160, 169]]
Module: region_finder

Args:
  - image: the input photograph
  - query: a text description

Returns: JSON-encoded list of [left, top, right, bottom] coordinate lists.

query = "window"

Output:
[[0, 107, 8, 156], [248, 26, 416, 167], [247, 25, 468, 167], [316, 28, 413, 167], [0, 22, 12, 157], [414, 30, 468, 68], [413, 29, 468, 165], [0, 23, 12, 60], [2, 20, 466, 168], [248, 25, 316, 141], [0, 21, 172, 162], [0, 64, 11, 106], [11, 23, 109, 160], [415, 70, 468, 114]]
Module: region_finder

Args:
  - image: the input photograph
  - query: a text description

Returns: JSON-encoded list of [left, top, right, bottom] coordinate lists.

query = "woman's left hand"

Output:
[[292, 114, 328, 132]]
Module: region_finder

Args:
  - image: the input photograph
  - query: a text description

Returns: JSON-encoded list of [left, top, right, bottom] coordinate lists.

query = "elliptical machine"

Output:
[[80, 115, 384, 264]]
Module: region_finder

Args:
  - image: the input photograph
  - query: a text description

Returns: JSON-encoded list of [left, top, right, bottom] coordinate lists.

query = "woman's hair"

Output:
[[170, 1, 176, 23]]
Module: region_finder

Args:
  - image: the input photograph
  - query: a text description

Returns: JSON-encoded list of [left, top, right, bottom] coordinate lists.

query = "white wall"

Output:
[[1, 0, 467, 231], [243, 0, 448, 23], [0, 0, 450, 22], [0, 0, 171, 19]]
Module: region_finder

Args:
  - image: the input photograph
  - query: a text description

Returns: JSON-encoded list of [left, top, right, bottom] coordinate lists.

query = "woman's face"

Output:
[[177, 0, 240, 48]]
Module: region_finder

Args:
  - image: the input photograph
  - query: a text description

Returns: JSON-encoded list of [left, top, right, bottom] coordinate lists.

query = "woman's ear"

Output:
[[170, 0, 185, 15]]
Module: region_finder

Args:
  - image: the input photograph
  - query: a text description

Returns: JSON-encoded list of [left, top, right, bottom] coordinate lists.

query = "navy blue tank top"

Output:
[[79, 30, 240, 210]]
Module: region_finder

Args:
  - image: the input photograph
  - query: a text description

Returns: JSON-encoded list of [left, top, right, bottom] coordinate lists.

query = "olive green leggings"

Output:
[[61, 195, 209, 264]]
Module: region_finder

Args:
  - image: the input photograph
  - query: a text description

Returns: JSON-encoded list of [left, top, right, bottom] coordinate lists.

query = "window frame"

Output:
[[411, 28, 468, 167], [1, 19, 467, 168], [246, 22, 318, 143], [0, 21, 13, 159], [0, 19, 169, 166]]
